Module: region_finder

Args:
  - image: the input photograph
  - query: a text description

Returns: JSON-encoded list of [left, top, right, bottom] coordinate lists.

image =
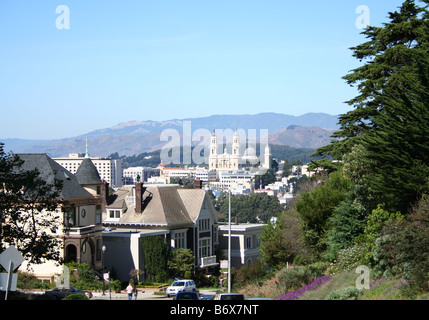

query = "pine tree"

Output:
[[314, 0, 429, 213], [315, 0, 429, 160]]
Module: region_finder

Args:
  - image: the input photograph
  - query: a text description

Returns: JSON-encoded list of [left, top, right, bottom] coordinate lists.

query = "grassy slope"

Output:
[[298, 271, 429, 300]]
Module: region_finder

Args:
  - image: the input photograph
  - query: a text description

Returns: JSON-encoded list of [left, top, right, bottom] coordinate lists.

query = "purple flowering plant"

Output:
[[276, 275, 332, 300]]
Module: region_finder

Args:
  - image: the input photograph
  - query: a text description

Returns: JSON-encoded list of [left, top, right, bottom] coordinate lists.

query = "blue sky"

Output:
[[0, 0, 406, 139]]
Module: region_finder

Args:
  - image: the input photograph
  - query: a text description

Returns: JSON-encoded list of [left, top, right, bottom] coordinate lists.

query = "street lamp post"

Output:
[[102, 245, 106, 295], [228, 190, 231, 294]]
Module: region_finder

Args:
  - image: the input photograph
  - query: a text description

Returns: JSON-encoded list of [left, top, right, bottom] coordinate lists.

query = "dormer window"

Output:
[[108, 209, 122, 220]]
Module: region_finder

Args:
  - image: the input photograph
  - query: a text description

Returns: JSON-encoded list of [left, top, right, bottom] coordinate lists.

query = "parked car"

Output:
[[166, 279, 196, 297], [174, 291, 200, 300], [45, 286, 93, 300], [200, 293, 215, 300], [214, 293, 245, 300]]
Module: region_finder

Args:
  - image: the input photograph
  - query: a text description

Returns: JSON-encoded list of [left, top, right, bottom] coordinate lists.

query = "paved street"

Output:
[[91, 288, 218, 300]]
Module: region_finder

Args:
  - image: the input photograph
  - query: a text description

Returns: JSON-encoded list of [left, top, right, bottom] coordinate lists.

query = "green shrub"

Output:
[[17, 271, 52, 290], [325, 286, 362, 300], [233, 261, 267, 288], [139, 282, 168, 288], [359, 277, 410, 300], [65, 262, 102, 291], [276, 266, 315, 292], [327, 243, 369, 275], [64, 293, 88, 300]]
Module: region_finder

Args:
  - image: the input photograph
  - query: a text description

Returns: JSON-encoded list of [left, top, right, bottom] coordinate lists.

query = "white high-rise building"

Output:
[[54, 150, 123, 187]]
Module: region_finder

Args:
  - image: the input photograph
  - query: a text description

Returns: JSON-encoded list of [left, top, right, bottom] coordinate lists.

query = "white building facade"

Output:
[[208, 128, 272, 171], [54, 153, 123, 187]]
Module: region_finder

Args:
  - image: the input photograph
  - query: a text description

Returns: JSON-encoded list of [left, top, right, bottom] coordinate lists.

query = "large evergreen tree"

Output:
[[315, 0, 429, 214]]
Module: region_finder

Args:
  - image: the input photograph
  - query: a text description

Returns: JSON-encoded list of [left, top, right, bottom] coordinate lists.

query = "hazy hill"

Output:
[[269, 126, 335, 149], [1, 112, 339, 157]]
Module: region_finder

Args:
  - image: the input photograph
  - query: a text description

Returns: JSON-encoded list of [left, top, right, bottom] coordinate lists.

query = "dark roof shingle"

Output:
[[17, 153, 92, 199], [75, 157, 102, 185]]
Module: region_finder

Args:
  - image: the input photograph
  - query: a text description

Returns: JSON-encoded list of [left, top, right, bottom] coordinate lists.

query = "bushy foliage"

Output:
[[297, 170, 351, 235], [238, 265, 321, 299], [359, 277, 409, 300], [141, 235, 171, 282], [215, 192, 283, 223], [232, 260, 267, 288], [259, 215, 298, 270], [324, 286, 361, 300], [65, 262, 102, 290], [64, 293, 88, 300], [324, 191, 367, 260], [379, 195, 429, 293], [0, 144, 64, 264], [326, 243, 370, 275], [167, 248, 195, 279], [17, 271, 52, 290]]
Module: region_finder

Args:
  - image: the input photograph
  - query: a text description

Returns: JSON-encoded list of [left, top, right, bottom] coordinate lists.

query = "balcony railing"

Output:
[[66, 225, 98, 235], [199, 255, 218, 268]]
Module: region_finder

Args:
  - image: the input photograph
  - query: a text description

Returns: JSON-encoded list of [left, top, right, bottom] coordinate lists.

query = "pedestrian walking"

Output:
[[134, 286, 138, 300], [126, 283, 133, 300]]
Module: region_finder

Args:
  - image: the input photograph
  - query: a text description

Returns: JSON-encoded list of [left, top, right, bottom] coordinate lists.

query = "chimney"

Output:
[[101, 180, 109, 212], [235, 215, 238, 225], [194, 179, 202, 189], [135, 182, 143, 214]]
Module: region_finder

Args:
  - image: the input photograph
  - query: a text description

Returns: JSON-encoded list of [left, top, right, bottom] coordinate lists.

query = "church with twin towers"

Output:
[[208, 127, 272, 172]]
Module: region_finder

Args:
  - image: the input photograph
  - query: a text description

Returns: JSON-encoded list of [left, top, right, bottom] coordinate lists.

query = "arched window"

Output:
[[65, 244, 77, 263]]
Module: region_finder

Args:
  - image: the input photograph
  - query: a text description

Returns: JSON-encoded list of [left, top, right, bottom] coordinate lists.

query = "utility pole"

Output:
[[228, 190, 231, 293]]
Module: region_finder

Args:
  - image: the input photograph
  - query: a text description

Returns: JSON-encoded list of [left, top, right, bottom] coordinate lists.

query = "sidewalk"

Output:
[[92, 287, 167, 300], [91, 288, 218, 300]]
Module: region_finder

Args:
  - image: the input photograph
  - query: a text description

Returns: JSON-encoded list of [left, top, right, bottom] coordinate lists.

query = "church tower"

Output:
[[264, 144, 272, 169], [231, 127, 240, 169], [209, 128, 218, 171]]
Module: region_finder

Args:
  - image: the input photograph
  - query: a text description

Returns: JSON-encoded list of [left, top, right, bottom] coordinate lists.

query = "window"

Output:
[[96, 206, 101, 224], [66, 208, 76, 227], [96, 239, 102, 261], [108, 210, 121, 219], [173, 231, 186, 249], [198, 218, 210, 231], [199, 238, 211, 258], [246, 236, 252, 249]]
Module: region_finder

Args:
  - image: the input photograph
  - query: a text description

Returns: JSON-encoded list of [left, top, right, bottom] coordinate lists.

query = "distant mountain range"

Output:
[[1, 112, 339, 157]]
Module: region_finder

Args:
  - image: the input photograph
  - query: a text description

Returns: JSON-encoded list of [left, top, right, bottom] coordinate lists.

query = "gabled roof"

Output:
[[17, 153, 92, 200], [75, 157, 102, 185], [106, 185, 218, 227], [177, 188, 211, 221]]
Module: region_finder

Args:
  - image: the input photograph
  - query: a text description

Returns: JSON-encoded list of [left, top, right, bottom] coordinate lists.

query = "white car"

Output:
[[166, 279, 196, 297]]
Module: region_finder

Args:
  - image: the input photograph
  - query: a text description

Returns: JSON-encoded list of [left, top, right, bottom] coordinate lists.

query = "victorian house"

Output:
[[102, 182, 220, 282], [17, 153, 106, 282]]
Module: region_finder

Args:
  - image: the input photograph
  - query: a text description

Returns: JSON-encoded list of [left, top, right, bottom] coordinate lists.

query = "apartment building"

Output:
[[54, 153, 123, 187], [123, 166, 160, 184], [157, 162, 216, 183], [210, 170, 255, 190]]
